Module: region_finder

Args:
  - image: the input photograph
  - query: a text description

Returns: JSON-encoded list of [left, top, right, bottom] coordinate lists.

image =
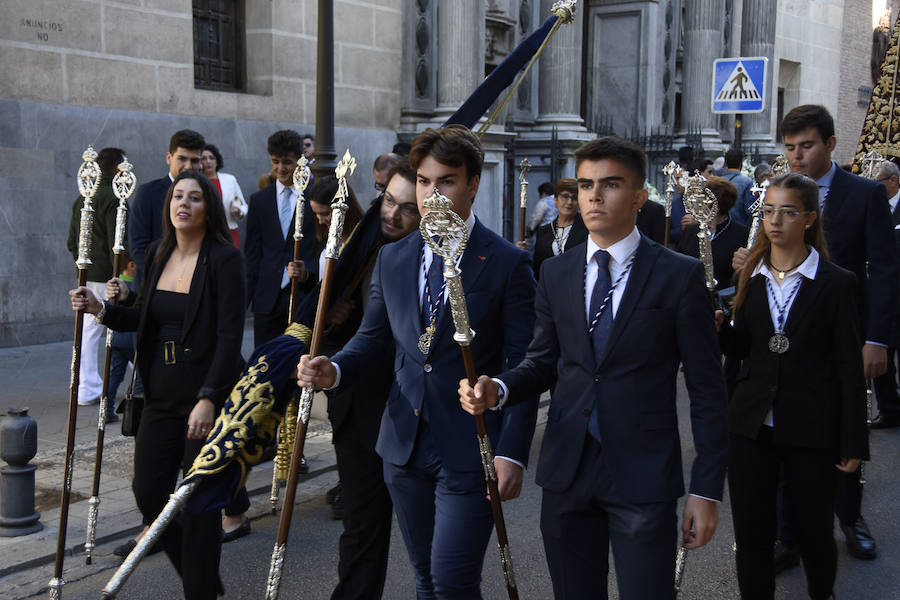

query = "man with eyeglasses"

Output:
[[372, 152, 403, 199], [734, 105, 898, 565]]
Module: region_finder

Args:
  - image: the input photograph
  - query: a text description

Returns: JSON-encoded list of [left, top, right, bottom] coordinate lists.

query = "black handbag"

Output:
[[117, 353, 143, 437]]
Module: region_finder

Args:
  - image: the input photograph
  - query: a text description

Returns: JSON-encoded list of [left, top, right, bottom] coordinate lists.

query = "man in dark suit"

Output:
[[734, 105, 899, 562], [460, 136, 729, 599], [129, 129, 205, 284], [245, 129, 319, 347], [323, 160, 422, 599], [871, 160, 900, 429], [299, 125, 538, 598]]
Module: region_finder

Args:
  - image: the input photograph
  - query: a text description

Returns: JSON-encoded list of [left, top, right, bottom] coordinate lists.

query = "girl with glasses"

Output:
[[717, 172, 869, 600]]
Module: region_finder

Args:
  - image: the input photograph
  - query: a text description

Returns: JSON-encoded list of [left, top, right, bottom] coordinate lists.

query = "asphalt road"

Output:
[[17, 383, 900, 600]]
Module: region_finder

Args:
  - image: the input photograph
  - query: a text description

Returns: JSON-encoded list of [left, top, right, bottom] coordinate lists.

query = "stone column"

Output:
[[680, 0, 724, 147], [400, 0, 437, 128], [434, 0, 485, 121], [534, 0, 585, 131], [740, 0, 777, 147]]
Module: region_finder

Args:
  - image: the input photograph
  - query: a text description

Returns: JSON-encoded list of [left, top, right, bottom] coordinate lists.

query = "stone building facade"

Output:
[[0, 0, 884, 346]]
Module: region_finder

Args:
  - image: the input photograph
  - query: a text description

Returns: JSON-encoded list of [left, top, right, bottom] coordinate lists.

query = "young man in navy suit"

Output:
[[734, 105, 899, 562], [245, 129, 318, 347], [129, 129, 205, 284], [299, 125, 538, 598], [460, 137, 729, 599]]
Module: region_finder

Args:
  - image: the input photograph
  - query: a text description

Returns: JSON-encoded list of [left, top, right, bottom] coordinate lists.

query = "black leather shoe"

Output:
[[773, 540, 800, 574], [870, 413, 900, 429], [331, 492, 345, 520], [840, 517, 877, 559], [298, 455, 309, 475], [222, 518, 251, 543], [326, 482, 342, 505]]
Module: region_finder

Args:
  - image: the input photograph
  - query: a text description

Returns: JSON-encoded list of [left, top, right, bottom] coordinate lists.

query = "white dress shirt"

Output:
[[888, 190, 900, 214], [751, 247, 820, 426], [583, 227, 641, 321]]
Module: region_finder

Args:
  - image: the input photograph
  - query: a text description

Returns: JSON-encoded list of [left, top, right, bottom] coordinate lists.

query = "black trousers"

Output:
[[331, 419, 393, 599], [253, 285, 291, 348], [729, 429, 838, 600], [540, 435, 677, 600], [133, 407, 223, 600], [873, 346, 900, 417]]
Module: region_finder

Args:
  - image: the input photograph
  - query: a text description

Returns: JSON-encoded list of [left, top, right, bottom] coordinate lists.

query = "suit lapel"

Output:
[[596, 238, 658, 370], [403, 235, 427, 363], [783, 266, 826, 337], [823, 167, 847, 228], [563, 245, 594, 369], [182, 238, 210, 341]]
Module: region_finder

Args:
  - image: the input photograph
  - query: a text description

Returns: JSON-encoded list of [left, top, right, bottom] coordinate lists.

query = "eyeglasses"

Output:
[[383, 194, 420, 218], [557, 192, 576, 202], [762, 206, 812, 220]]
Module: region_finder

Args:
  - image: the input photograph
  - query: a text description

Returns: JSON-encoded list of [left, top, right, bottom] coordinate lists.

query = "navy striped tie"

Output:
[[588, 249, 612, 441]]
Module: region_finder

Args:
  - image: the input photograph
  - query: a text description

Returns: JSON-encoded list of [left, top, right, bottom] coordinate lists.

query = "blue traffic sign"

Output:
[[711, 57, 768, 113]]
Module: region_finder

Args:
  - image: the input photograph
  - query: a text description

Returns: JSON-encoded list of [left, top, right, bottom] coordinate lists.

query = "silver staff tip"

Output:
[[82, 146, 98, 162], [423, 187, 452, 211], [117, 157, 133, 173], [552, 0, 577, 23]]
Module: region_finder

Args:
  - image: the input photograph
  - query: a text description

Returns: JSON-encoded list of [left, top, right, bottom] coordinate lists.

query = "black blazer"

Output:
[[501, 237, 729, 502], [103, 237, 247, 411], [720, 260, 869, 459], [244, 184, 318, 315], [823, 167, 898, 344], [635, 199, 666, 245], [532, 215, 588, 275], [677, 217, 749, 291], [129, 175, 172, 285]]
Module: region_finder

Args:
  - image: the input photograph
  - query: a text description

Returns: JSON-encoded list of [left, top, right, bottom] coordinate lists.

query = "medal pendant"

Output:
[[768, 333, 790, 354], [418, 324, 435, 355]]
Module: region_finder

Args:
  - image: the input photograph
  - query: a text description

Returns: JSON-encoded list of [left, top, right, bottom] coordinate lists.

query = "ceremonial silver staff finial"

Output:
[[662, 161, 678, 247], [683, 172, 719, 293], [84, 155, 137, 566], [517, 158, 531, 243], [861, 148, 886, 179]]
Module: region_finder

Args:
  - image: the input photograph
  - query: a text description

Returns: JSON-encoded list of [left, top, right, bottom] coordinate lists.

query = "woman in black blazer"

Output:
[[717, 173, 868, 600], [71, 171, 245, 600], [523, 178, 588, 276]]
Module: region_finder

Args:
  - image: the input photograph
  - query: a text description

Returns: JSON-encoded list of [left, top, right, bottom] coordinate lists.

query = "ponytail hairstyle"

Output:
[[732, 173, 828, 311]]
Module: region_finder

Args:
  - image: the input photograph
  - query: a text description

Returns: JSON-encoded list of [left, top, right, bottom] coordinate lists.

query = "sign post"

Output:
[[712, 57, 768, 148]]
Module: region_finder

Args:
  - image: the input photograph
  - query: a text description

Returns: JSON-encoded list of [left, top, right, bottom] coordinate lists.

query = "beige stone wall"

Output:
[[834, 0, 873, 164], [0, 0, 403, 129], [773, 0, 845, 142]]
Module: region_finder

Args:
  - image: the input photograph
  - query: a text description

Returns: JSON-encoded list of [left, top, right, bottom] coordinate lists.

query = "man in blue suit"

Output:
[[129, 129, 205, 284], [299, 125, 538, 599], [460, 137, 729, 599], [245, 129, 319, 347]]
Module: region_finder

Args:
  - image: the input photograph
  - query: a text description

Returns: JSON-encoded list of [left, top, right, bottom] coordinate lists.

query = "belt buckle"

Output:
[[164, 341, 176, 365]]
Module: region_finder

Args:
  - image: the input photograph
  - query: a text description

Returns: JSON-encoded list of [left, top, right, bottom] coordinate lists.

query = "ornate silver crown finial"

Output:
[[552, 0, 577, 23]]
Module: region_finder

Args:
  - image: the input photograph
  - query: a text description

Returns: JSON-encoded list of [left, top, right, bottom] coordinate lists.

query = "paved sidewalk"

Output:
[[0, 324, 338, 598]]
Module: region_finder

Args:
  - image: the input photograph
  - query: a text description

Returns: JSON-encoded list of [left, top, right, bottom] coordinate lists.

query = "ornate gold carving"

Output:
[[500, 543, 518, 589]]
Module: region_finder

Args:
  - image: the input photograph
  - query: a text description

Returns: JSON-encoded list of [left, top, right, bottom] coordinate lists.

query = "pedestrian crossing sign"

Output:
[[711, 57, 768, 113]]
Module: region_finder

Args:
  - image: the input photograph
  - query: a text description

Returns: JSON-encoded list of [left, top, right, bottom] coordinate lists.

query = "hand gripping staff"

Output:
[[264, 150, 357, 600], [517, 158, 531, 243], [84, 158, 137, 565], [271, 156, 312, 513], [49, 146, 102, 600], [420, 188, 519, 600]]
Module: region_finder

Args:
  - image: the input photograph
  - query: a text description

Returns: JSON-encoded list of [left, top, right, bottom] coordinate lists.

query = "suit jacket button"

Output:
[[594, 375, 601, 383], [184, 348, 191, 354], [424, 363, 432, 373], [582, 408, 591, 417], [414, 408, 420, 417]]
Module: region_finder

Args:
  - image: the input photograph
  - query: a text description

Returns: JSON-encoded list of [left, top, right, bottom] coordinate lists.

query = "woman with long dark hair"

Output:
[[70, 170, 246, 599], [717, 173, 868, 600]]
